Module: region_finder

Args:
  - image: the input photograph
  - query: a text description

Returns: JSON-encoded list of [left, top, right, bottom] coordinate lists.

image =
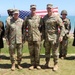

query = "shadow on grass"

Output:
[[0, 63, 31, 69], [65, 56, 75, 60], [22, 63, 53, 70], [0, 55, 10, 60], [21, 63, 32, 68], [40, 65, 53, 69], [0, 64, 11, 69]]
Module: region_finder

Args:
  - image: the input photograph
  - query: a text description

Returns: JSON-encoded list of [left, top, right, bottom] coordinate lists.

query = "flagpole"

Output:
[[13, 5, 15, 9]]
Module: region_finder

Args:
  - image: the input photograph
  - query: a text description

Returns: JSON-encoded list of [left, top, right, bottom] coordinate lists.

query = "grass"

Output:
[[1, 38, 75, 54], [0, 38, 75, 75]]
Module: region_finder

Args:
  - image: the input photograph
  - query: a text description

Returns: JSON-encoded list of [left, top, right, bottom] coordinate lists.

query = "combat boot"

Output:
[[64, 55, 66, 59], [53, 63, 58, 71], [29, 66, 34, 70], [17, 62, 23, 70], [36, 66, 41, 70], [11, 62, 15, 71], [44, 62, 49, 68], [61, 57, 64, 60]]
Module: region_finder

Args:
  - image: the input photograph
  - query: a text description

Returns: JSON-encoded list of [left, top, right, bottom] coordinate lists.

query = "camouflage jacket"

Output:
[[61, 17, 71, 35], [23, 14, 42, 41], [42, 14, 65, 43], [0, 21, 5, 37], [5, 17, 24, 44]]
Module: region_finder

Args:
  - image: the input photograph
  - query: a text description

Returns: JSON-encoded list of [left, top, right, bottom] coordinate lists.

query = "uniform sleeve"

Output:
[[68, 19, 71, 31], [39, 18, 43, 33], [5, 20, 10, 42], [22, 17, 28, 42], [67, 19, 71, 34], [1, 22, 5, 38], [41, 17, 45, 40], [56, 16, 65, 37]]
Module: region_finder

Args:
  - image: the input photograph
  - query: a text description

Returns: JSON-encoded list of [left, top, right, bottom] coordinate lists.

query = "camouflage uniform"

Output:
[[5, 10, 24, 70], [23, 5, 42, 69], [0, 21, 4, 36], [59, 10, 71, 58], [42, 4, 65, 68], [0, 21, 5, 54], [6, 9, 14, 22], [6, 9, 14, 33]]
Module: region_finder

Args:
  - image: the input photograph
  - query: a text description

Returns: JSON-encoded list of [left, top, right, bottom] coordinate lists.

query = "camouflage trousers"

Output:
[[44, 41, 59, 64], [59, 38, 68, 57], [9, 43, 23, 64], [28, 41, 41, 66]]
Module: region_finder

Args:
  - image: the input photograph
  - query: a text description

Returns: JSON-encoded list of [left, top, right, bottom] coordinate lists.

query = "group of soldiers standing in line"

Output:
[[0, 4, 71, 71]]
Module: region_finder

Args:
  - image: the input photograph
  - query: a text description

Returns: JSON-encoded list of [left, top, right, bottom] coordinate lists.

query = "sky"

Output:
[[0, 0, 75, 16]]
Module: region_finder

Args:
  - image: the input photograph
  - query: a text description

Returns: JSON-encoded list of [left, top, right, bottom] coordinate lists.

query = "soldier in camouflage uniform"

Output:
[[0, 21, 5, 59], [42, 4, 65, 71], [59, 10, 71, 59], [23, 5, 42, 70], [6, 9, 14, 22], [5, 10, 24, 71]]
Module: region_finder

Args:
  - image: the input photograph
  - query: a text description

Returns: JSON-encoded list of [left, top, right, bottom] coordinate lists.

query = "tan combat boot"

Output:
[[11, 62, 15, 71], [17, 62, 23, 70], [29, 66, 34, 70], [36, 66, 41, 70], [44, 62, 49, 68], [61, 57, 64, 60], [53, 63, 58, 71]]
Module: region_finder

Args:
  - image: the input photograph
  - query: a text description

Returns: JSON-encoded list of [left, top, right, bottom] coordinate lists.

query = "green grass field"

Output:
[[0, 38, 75, 75], [1, 38, 75, 54]]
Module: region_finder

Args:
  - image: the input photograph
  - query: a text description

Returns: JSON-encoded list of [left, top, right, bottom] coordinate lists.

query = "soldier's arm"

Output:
[[41, 17, 45, 40], [22, 17, 28, 42], [57, 16, 65, 41], [68, 19, 71, 32], [1, 22, 5, 38], [5, 20, 10, 43], [65, 19, 71, 34]]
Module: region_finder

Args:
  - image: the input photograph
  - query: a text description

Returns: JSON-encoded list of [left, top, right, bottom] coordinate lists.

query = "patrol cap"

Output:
[[13, 9, 19, 14], [47, 4, 53, 8], [30, 4, 36, 9]]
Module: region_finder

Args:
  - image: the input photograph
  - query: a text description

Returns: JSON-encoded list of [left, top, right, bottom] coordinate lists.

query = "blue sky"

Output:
[[0, 0, 75, 16]]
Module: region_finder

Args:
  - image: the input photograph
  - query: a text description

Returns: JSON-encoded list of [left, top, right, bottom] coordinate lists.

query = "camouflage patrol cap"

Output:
[[30, 4, 36, 9], [13, 9, 19, 14], [61, 10, 67, 15], [47, 4, 53, 8]]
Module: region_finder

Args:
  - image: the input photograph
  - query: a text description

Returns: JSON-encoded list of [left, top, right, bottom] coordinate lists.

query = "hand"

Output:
[[59, 36, 63, 42]]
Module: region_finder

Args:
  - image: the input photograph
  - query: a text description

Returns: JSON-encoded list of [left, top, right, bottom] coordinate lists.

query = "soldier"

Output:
[[23, 4, 42, 70], [59, 10, 71, 59], [5, 10, 24, 71], [7, 9, 14, 16], [42, 4, 65, 71], [6, 9, 14, 22], [0, 21, 5, 59]]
